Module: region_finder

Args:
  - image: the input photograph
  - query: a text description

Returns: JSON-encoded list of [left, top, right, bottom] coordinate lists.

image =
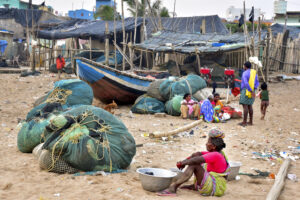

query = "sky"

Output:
[[30, 0, 300, 19]]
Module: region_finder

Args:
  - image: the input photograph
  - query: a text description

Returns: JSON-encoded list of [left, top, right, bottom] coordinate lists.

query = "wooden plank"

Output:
[[150, 120, 202, 138], [266, 159, 291, 200]]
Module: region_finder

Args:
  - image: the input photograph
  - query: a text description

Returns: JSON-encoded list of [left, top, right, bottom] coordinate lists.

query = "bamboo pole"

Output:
[[146, 51, 149, 69], [31, 46, 36, 71], [113, 0, 117, 69], [174, 52, 181, 76], [38, 38, 41, 70], [201, 19, 206, 34], [139, 50, 143, 69], [266, 159, 291, 200], [133, 0, 138, 44], [243, 1, 248, 59], [105, 22, 109, 66], [150, 120, 202, 138], [195, 49, 201, 74], [121, 0, 126, 71], [142, 0, 147, 41], [89, 36, 92, 60], [265, 29, 270, 82]]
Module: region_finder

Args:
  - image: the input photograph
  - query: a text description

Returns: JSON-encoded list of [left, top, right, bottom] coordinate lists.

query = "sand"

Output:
[[0, 73, 299, 200]]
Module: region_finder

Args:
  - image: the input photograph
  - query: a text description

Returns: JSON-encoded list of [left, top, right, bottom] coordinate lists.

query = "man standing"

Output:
[[56, 55, 65, 80], [239, 61, 259, 126]]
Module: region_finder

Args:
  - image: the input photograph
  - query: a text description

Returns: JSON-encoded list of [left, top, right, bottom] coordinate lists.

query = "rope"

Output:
[[45, 109, 114, 172], [46, 87, 72, 104]]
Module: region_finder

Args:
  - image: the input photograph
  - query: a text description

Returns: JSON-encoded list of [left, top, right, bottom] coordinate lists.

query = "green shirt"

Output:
[[261, 90, 269, 101]]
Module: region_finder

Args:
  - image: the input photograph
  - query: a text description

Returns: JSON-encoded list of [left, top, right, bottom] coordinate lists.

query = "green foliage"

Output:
[[124, 0, 170, 17], [94, 5, 120, 20], [226, 22, 269, 33], [160, 7, 170, 17]]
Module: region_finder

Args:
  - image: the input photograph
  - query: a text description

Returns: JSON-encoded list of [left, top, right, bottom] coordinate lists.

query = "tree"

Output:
[[94, 5, 119, 21], [124, 0, 170, 17], [160, 7, 170, 17]]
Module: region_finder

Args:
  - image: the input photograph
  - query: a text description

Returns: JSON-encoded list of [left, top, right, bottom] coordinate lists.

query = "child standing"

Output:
[[259, 82, 269, 120]]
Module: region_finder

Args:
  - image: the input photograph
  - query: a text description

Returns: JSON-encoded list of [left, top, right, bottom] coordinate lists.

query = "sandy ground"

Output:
[[0, 72, 299, 200]]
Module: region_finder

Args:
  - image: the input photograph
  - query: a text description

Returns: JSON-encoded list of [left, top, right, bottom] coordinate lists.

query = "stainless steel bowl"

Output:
[[136, 168, 177, 192]]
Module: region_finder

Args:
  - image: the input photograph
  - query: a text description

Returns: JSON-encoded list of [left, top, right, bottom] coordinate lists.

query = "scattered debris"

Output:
[[154, 113, 166, 118], [287, 174, 298, 182]]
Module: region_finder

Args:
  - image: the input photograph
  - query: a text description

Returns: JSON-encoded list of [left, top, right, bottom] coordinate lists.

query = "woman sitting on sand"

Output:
[[180, 93, 200, 119], [158, 129, 229, 197], [200, 95, 214, 122]]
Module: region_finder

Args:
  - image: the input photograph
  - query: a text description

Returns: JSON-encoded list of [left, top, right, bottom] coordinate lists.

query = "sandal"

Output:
[[157, 189, 177, 197]]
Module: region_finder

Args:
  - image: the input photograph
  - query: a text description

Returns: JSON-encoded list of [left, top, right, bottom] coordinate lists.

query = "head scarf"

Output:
[[209, 129, 225, 138]]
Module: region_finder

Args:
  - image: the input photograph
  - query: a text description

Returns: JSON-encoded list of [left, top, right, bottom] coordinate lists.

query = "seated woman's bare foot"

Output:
[[180, 184, 196, 190]]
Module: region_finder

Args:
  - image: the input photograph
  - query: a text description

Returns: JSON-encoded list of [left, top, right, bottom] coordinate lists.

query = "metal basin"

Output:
[[136, 168, 177, 192]]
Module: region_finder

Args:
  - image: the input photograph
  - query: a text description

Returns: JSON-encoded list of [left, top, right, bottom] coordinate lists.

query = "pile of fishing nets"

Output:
[[18, 79, 93, 153], [131, 95, 165, 114], [144, 74, 207, 116], [18, 79, 136, 173], [40, 105, 136, 173]]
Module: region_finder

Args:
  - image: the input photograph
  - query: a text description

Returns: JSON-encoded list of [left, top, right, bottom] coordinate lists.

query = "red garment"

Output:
[[222, 106, 242, 119], [201, 151, 227, 173], [56, 57, 65, 70]]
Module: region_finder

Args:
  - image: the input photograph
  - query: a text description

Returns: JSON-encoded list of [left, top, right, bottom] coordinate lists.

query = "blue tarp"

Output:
[[0, 40, 8, 54]]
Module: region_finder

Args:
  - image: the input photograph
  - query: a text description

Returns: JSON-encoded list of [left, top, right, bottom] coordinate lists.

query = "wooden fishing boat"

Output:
[[75, 57, 156, 104]]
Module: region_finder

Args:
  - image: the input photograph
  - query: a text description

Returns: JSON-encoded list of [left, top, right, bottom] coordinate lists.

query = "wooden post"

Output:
[[105, 22, 109, 66], [113, 0, 117, 69], [89, 36, 92, 60], [139, 50, 143, 69], [258, 17, 261, 44], [142, 0, 147, 42], [37, 38, 41, 70], [71, 38, 75, 74], [31, 46, 36, 71], [121, 0, 126, 71], [49, 40, 53, 69], [265, 28, 270, 82], [266, 159, 291, 200], [128, 42, 133, 70], [133, 0, 138, 44], [201, 19, 206, 34], [243, 1, 248, 60], [146, 51, 149, 69], [195, 49, 201, 74], [279, 30, 289, 71], [174, 53, 181, 76]]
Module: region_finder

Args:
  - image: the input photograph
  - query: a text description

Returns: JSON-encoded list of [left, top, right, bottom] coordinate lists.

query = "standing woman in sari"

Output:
[[239, 61, 259, 126]]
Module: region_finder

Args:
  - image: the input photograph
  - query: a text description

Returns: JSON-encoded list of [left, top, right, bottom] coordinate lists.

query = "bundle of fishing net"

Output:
[[40, 105, 136, 173], [18, 79, 94, 153], [159, 75, 206, 100], [17, 113, 56, 153], [146, 79, 166, 102], [131, 95, 165, 114], [26, 79, 93, 121], [165, 95, 183, 116]]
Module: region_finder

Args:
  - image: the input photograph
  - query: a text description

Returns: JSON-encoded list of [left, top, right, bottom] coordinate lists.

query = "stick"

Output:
[[105, 22, 109, 66], [226, 85, 230, 104], [266, 159, 291, 200], [149, 120, 202, 138], [114, 41, 134, 69], [121, 0, 126, 71], [113, 0, 117, 69]]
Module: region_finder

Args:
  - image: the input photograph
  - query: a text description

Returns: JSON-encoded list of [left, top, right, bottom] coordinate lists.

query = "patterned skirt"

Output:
[[239, 89, 255, 105]]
